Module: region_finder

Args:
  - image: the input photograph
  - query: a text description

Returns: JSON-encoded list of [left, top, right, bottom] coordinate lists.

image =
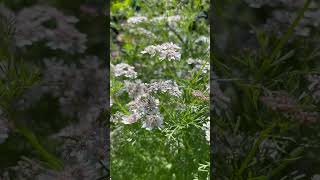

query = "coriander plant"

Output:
[[111, 0, 210, 179]]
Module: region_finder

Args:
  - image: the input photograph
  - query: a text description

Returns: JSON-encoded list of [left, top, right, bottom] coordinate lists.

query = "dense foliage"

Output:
[[0, 0, 108, 179], [213, 0, 320, 179], [111, 0, 210, 179]]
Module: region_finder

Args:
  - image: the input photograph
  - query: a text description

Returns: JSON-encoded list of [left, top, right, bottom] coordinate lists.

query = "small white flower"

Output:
[[141, 45, 158, 57], [121, 79, 175, 130], [141, 42, 181, 61], [122, 114, 139, 124], [127, 94, 163, 130], [113, 63, 137, 79], [167, 15, 181, 24], [129, 27, 156, 38], [15, 5, 87, 53], [149, 80, 182, 97], [128, 94, 160, 116], [142, 113, 163, 130], [151, 16, 166, 23], [120, 78, 181, 130], [151, 15, 181, 25], [124, 80, 149, 97], [127, 16, 148, 24], [195, 36, 210, 44]]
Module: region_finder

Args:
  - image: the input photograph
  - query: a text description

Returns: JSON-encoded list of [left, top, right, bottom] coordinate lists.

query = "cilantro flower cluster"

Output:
[[141, 42, 181, 61]]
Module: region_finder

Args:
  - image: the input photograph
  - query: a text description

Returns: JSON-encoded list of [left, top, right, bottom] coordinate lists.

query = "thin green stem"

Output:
[[236, 125, 274, 178], [191, 61, 208, 86], [16, 126, 64, 170], [270, 0, 312, 60]]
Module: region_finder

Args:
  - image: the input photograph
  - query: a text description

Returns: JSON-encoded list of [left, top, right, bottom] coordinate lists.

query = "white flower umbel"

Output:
[[128, 94, 160, 117], [151, 15, 181, 26], [119, 78, 182, 130], [128, 27, 156, 38], [149, 80, 182, 97], [127, 16, 148, 24], [142, 113, 164, 130], [113, 63, 137, 79], [124, 79, 182, 98], [167, 15, 181, 24], [195, 36, 210, 44], [124, 80, 149, 97], [141, 42, 181, 61], [141, 45, 158, 57], [15, 5, 87, 53], [151, 16, 165, 23], [122, 114, 139, 125], [127, 94, 163, 130]]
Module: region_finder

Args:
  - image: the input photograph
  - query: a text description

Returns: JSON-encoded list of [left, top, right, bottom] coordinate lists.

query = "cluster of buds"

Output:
[[260, 92, 318, 123]]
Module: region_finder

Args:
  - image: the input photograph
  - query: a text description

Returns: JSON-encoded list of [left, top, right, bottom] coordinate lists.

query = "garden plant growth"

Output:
[[1, 0, 320, 179], [213, 0, 320, 179], [0, 0, 108, 179], [111, 0, 210, 179]]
